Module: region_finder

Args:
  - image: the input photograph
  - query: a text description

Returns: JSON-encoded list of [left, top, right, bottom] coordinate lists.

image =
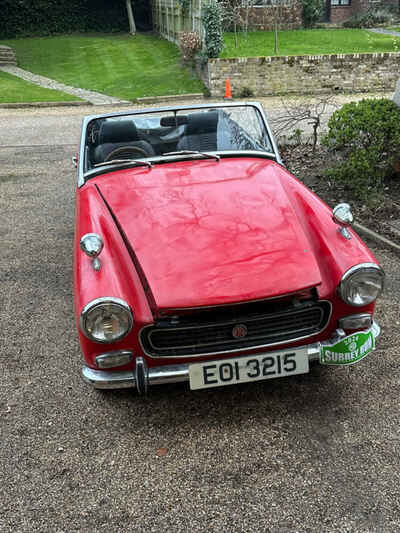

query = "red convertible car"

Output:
[[74, 102, 384, 393]]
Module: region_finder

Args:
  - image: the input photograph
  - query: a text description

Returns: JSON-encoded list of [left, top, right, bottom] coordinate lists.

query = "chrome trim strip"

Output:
[[371, 320, 381, 340], [341, 262, 384, 281], [135, 356, 149, 395], [82, 320, 381, 389], [147, 306, 324, 352], [147, 364, 190, 386], [139, 301, 332, 359], [82, 366, 136, 389]]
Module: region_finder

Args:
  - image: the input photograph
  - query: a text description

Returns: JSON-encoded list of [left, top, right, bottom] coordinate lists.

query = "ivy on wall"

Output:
[[202, 1, 223, 58], [0, 0, 128, 39]]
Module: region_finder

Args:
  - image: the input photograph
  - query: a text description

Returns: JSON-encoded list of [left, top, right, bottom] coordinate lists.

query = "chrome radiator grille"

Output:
[[140, 299, 331, 358]]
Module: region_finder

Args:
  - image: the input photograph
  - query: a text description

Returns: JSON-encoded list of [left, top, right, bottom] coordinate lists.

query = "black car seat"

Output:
[[176, 112, 219, 152], [93, 120, 155, 163]]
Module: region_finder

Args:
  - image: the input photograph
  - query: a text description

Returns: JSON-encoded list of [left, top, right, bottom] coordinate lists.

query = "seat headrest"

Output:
[[99, 120, 139, 143], [185, 112, 218, 135]]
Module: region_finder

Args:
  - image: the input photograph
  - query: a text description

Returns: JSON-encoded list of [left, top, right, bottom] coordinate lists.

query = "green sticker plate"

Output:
[[320, 329, 375, 365]]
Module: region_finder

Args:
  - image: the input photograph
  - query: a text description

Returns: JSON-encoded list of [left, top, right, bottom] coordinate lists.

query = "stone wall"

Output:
[[394, 79, 400, 107], [207, 52, 400, 97], [0, 46, 17, 65]]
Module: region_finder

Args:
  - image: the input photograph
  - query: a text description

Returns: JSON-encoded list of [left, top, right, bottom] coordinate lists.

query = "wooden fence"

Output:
[[152, 0, 204, 44]]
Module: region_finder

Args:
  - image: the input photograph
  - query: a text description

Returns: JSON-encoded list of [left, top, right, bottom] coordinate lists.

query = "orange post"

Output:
[[224, 78, 232, 100]]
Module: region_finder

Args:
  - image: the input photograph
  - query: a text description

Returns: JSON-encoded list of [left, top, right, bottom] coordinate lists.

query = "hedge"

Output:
[[0, 0, 128, 38]]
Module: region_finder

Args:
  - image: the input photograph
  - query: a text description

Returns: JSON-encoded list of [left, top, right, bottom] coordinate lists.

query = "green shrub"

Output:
[[301, 0, 324, 29], [239, 86, 254, 97], [0, 0, 127, 38], [179, 31, 202, 64], [323, 99, 400, 200], [202, 1, 223, 58]]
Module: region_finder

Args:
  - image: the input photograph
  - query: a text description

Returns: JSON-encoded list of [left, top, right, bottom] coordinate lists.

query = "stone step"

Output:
[[0, 46, 17, 66]]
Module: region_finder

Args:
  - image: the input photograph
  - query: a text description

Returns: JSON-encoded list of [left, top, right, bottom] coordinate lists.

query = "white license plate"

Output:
[[189, 348, 309, 390]]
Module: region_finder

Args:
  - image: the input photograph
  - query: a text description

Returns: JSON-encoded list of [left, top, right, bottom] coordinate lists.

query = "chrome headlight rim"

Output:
[[80, 297, 133, 344], [339, 262, 385, 307]]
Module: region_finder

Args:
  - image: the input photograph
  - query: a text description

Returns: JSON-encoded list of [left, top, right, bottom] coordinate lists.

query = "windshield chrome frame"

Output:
[[77, 102, 282, 187]]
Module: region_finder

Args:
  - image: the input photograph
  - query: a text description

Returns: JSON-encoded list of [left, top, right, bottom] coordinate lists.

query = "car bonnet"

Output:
[[95, 158, 322, 310]]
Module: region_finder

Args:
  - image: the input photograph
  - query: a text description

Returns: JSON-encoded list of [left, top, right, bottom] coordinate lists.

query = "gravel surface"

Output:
[[1, 103, 400, 533]]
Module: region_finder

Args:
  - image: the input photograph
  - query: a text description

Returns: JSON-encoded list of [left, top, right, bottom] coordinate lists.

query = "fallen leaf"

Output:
[[156, 447, 168, 457]]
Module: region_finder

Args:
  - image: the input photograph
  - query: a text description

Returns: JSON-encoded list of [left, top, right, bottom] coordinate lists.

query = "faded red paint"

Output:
[[74, 157, 379, 370]]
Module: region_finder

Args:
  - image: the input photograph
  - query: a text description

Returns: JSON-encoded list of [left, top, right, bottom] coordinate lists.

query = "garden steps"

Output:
[[0, 46, 17, 66]]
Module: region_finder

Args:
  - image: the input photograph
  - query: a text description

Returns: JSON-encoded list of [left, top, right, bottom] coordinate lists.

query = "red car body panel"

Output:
[[74, 157, 378, 371], [97, 158, 324, 309]]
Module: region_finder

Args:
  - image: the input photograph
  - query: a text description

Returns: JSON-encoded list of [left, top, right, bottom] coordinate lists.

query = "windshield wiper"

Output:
[[94, 159, 153, 169], [163, 150, 220, 162]]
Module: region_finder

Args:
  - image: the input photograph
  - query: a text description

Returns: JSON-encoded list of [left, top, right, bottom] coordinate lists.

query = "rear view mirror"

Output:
[[160, 115, 188, 127]]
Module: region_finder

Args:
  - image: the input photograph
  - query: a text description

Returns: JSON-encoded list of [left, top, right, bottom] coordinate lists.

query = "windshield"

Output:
[[83, 104, 275, 173]]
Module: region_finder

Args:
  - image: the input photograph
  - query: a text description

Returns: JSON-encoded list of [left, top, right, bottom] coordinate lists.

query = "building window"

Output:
[[331, 0, 350, 5]]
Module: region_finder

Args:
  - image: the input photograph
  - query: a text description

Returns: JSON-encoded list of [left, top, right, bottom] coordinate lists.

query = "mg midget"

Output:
[[74, 102, 384, 393]]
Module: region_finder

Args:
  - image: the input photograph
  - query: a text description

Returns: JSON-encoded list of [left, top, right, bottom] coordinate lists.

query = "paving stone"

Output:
[[0, 65, 130, 105]]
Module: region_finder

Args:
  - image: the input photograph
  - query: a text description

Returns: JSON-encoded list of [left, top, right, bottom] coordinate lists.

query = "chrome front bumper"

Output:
[[82, 321, 381, 391]]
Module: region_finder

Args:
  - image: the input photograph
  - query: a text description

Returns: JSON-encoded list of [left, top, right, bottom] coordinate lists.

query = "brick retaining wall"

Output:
[[207, 52, 400, 97]]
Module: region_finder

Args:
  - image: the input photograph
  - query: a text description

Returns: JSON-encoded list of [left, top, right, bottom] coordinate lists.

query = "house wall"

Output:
[[330, 6, 353, 23], [330, 0, 399, 23], [207, 52, 400, 96], [238, 4, 302, 31]]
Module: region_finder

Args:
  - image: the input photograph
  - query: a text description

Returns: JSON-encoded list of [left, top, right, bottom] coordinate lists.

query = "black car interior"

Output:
[[85, 108, 270, 170]]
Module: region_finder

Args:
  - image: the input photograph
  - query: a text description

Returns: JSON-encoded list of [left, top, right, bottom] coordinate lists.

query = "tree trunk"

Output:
[[126, 0, 137, 35], [274, 6, 278, 55]]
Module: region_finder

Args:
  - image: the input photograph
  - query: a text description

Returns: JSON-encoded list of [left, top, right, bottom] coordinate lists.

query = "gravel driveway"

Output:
[[1, 102, 400, 533]]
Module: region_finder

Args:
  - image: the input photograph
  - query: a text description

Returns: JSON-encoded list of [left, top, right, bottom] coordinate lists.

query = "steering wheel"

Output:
[[105, 145, 148, 161]]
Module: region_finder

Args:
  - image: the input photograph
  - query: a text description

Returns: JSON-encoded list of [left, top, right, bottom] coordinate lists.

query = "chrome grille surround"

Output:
[[140, 300, 332, 359]]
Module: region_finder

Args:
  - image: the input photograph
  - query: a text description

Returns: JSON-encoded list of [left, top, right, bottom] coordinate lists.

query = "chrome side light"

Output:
[[339, 313, 373, 330], [333, 203, 353, 226], [338, 263, 385, 307], [96, 350, 133, 369], [80, 297, 133, 343], [80, 233, 104, 271], [333, 203, 353, 240]]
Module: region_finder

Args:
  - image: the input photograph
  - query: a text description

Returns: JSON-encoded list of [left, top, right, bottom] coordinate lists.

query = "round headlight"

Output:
[[339, 263, 384, 307], [80, 297, 133, 343]]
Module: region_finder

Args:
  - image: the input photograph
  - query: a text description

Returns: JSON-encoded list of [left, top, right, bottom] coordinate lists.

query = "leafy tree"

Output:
[[301, 0, 324, 28]]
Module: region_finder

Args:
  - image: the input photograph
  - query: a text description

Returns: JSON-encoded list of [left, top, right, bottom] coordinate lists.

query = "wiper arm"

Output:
[[163, 150, 220, 162], [94, 159, 153, 169]]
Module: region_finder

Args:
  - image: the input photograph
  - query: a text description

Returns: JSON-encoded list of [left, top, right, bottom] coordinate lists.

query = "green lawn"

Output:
[[0, 33, 204, 101], [0, 70, 81, 104], [221, 29, 400, 57]]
